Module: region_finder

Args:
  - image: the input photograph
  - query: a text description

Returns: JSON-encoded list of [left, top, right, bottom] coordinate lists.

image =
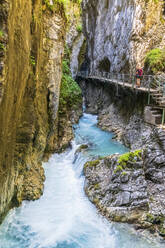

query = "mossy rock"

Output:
[[79, 144, 88, 150], [93, 197, 100, 205], [76, 144, 88, 153], [93, 183, 100, 190], [121, 171, 127, 176], [158, 227, 165, 237], [84, 160, 100, 169], [146, 213, 164, 224], [113, 150, 142, 174], [114, 165, 123, 174], [118, 150, 142, 165]]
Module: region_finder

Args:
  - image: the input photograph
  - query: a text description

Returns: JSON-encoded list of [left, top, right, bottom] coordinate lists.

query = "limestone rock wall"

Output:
[[65, 1, 85, 78], [0, 0, 65, 222], [82, 0, 165, 73]]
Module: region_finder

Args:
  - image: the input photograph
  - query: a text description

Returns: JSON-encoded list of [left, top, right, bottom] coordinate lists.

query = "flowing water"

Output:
[[0, 113, 164, 248]]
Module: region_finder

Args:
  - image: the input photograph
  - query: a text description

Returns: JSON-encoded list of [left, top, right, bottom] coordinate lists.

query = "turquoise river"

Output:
[[0, 113, 164, 248]]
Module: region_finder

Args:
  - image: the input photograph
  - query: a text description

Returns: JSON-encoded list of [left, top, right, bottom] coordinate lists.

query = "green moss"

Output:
[[30, 56, 36, 67], [0, 43, 5, 50], [59, 46, 82, 114], [79, 144, 88, 150], [121, 171, 127, 176], [113, 150, 142, 174], [144, 48, 165, 73], [0, 30, 4, 39], [94, 183, 100, 190], [76, 23, 82, 32], [114, 165, 123, 174], [84, 160, 100, 169], [159, 227, 165, 237], [43, 0, 81, 15], [93, 197, 99, 204], [146, 213, 155, 223], [145, 0, 159, 4], [118, 150, 142, 165], [146, 213, 164, 224]]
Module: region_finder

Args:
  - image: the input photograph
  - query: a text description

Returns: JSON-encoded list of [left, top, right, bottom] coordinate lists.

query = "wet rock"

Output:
[[84, 135, 165, 237]]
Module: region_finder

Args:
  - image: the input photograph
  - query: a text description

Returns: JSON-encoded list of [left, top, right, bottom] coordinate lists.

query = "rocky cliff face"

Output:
[[47, 1, 83, 153], [0, 0, 66, 222], [79, 78, 152, 150], [82, 0, 165, 73], [84, 129, 165, 237], [65, 1, 85, 78]]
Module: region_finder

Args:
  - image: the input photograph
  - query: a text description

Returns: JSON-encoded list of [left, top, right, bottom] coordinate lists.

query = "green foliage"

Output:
[[76, 23, 82, 32], [0, 43, 5, 50], [0, 30, 4, 39], [145, 48, 165, 73], [59, 46, 82, 113], [30, 56, 36, 67]]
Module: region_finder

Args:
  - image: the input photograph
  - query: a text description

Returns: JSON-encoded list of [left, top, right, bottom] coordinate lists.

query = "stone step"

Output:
[[151, 110, 161, 115], [152, 93, 163, 96], [152, 114, 162, 118], [144, 106, 162, 125]]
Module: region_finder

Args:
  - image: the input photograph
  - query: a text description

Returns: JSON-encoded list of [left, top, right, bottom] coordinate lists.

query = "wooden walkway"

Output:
[[78, 71, 165, 104], [88, 75, 157, 93], [77, 71, 165, 125]]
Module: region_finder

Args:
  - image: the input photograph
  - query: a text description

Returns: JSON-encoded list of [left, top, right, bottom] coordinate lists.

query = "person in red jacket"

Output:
[[136, 67, 143, 87]]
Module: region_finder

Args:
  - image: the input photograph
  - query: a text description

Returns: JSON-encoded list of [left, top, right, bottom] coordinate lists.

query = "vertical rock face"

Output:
[[65, 1, 85, 78], [0, 0, 65, 222], [79, 78, 152, 150], [82, 0, 165, 73]]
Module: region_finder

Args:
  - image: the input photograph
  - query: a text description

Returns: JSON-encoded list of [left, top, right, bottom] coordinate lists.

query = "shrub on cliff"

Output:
[[144, 48, 165, 74], [59, 47, 82, 114]]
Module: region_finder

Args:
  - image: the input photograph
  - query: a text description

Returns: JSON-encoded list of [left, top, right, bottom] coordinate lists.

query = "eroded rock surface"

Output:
[[84, 129, 165, 237]]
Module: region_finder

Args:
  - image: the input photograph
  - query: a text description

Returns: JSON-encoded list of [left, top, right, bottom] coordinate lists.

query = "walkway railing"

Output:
[[77, 71, 165, 107], [78, 71, 165, 88]]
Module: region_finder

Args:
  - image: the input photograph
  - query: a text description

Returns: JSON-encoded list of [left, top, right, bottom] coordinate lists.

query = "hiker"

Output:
[[136, 67, 143, 87]]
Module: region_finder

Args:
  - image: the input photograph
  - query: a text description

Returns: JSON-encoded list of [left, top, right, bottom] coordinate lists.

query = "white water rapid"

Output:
[[0, 113, 164, 248]]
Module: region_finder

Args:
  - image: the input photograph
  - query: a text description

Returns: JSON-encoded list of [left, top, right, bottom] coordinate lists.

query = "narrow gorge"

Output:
[[0, 0, 165, 247]]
